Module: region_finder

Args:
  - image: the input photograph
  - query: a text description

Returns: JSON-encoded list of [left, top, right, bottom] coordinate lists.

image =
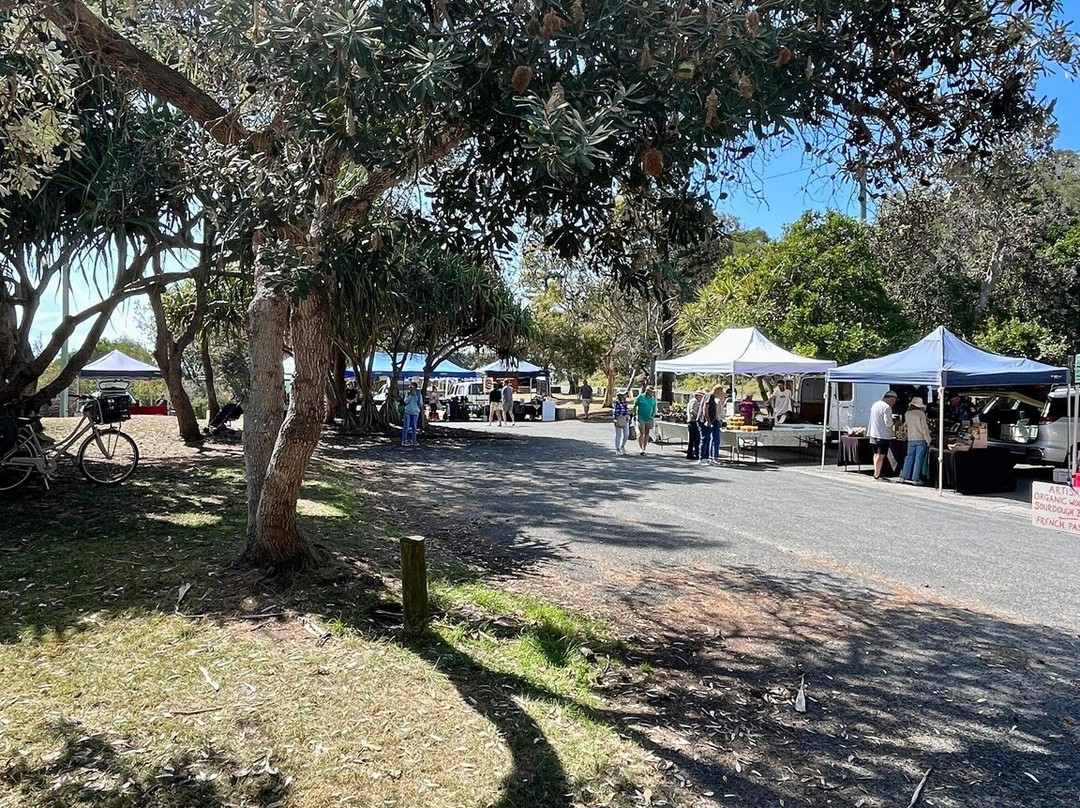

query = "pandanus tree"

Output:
[[0, 54, 197, 410], [24, 0, 1077, 571]]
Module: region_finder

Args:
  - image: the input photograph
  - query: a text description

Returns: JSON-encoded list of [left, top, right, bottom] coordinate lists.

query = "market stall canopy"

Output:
[[283, 353, 475, 380], [827, 326, 1068, 387], [655, 327, 836, 376], [80, 349, 161, 379], [479, 358, 547, 378]]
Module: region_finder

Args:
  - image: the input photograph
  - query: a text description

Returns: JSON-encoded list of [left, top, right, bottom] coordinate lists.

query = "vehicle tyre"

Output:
[[0, 452, 34, 491], [78, 429, 139, 485]]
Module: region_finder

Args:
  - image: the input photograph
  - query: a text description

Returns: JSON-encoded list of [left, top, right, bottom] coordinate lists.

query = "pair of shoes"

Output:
[[912, 480, 926, 486]]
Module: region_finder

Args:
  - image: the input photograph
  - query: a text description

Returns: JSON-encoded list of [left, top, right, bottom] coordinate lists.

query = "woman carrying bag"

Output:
[[613, 392, 631, 455]]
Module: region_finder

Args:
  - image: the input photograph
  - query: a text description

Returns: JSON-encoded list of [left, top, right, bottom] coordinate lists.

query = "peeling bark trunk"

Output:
[[602, 348, 615, 408], [161, 353, 202, 442], [248, 288, 330, 569], [202, 332, 220, 421], [243, 235, 288, 547]]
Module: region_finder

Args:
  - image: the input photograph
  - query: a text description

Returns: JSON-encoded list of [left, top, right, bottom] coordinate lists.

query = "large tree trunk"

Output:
[[243, 236, 289, 547], [202, 332, 220, 420], [247, 288, 330, 569], [162, 355, 202, 442]]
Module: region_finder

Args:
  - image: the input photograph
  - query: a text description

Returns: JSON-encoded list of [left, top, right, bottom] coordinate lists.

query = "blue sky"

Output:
[[29, 7, 1080, 347]]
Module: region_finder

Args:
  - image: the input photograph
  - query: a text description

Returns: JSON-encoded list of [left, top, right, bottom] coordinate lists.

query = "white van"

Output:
[[798, 378, 894, 435], [447, 379, 488, 415]]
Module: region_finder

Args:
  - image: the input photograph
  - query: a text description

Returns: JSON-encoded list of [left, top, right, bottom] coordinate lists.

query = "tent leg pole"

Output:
[[938, 385, 945, 496], [820, 380, 829, 469]]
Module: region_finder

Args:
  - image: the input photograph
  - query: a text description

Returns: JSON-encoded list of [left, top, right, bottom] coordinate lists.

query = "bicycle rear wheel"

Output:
[[0, 453, 34, 491], [78, 429, 139, 485]]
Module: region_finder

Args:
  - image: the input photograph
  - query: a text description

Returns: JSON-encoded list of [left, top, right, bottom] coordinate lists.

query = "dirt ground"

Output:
[[25, 417, 1080, 808]]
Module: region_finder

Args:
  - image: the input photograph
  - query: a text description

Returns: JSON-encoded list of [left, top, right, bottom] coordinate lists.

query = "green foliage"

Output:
[[680, 213, 912, 364], [974, 315, 1070, 365]]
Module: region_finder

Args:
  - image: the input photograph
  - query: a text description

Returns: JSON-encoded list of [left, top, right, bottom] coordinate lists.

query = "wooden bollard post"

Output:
[[400, 535, 429, 633]]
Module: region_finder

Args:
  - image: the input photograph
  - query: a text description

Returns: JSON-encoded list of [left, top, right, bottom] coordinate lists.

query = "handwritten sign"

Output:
[[1031, 482, 1080, 536]]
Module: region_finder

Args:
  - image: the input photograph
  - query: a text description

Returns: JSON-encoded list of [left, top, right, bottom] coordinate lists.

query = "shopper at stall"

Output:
[[428, 386, 440, 420], [709, 385, 726, 462], [769, 380, 794, 423], [502, 378, 516, 426], [402, 382, 424, 446], [580, 380, 593, 419], [633, 385, 657, 455], [686, 390, 704, 460], [613, 391, 631, 455], [698, 389, 713, 465], [900, 397, 932, 485], [869, 390, 899, 479], [488, 382, 504, 426]]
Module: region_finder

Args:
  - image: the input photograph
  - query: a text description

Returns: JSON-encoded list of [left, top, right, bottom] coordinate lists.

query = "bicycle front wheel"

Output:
[[78, 429, 139, 485]]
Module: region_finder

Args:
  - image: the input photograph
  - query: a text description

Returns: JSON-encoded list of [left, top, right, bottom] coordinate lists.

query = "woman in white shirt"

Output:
[[900, 397, 933, 485]]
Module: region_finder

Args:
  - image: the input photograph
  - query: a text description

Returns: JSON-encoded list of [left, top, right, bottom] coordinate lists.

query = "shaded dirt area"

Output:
[[347, 430, 1080, 808]]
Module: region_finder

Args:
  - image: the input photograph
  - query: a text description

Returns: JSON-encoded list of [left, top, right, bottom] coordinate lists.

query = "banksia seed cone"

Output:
[[704, 88, 719, 128], [776, 46, 792, 67], [572, 0, 585, 25], [640, 44, 654, 71], [511, 65, 533, 92], [643, 147, 664, 178], [746, 10, 760, 37], [540, 9, 564, 39], [737, 72, 754, 99]]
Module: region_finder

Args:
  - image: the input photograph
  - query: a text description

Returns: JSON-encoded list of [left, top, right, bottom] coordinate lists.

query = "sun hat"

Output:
[[909, 397, 925, 409]]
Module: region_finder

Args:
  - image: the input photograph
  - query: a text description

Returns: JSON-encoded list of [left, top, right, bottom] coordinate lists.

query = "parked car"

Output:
[[983, 387, 1079, 466]]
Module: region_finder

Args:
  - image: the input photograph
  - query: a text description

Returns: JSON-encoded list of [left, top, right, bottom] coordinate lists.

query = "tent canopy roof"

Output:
[[283, 353, 475, 380], [828, 326, 1068, 387], [80, 349, 161, 379], [479, 358, 546, 377], [655, 327, 836, 376]]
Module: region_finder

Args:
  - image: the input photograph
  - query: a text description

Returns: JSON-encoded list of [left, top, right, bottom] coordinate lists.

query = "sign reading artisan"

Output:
[[1031, 482, 1080, 536]]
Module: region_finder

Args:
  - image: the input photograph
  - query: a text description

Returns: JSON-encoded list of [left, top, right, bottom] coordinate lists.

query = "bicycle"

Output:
[[0, 394, 140, 491]]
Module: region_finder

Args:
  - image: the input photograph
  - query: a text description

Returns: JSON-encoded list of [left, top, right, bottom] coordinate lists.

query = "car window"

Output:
[[1045, 396, 1069, 419]]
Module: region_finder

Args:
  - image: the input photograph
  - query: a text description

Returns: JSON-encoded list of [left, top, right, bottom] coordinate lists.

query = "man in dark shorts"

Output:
[[868, 390, 898, 479]]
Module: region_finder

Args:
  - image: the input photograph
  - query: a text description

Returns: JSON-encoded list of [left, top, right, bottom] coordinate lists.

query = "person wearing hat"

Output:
[[868, 390, 899, 479], [900, 396, 933, 485], [612, 390, 631, 455], [685, 389, 704, 460], [633, 385, 658, 455]]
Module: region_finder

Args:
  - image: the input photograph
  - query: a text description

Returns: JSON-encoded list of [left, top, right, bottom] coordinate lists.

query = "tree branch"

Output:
[[35, 0, 247, 145]]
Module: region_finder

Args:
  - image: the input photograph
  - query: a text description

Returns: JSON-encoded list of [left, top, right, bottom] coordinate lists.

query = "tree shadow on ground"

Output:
[[0, 719, 288, 808], [580, 564, 1080, 808]]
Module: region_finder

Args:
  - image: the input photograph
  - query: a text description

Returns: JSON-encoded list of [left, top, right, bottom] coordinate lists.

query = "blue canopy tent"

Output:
[[283, 353, 474, 380], [822, 326, 1068, 491]]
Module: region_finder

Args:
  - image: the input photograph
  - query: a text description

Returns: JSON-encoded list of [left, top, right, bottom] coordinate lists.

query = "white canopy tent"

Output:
[[655, 327, 836, 377], [80, 349, 161, 379]]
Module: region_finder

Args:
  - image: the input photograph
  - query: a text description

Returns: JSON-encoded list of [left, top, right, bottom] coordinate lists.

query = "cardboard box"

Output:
[[970, 423, 988, 449]]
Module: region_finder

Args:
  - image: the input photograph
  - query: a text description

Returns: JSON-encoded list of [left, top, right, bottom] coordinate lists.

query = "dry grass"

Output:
[[0, 419, 664, 808]]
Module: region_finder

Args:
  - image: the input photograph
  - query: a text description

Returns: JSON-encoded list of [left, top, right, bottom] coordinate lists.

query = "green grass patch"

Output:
[[0, 451, 661, 807]]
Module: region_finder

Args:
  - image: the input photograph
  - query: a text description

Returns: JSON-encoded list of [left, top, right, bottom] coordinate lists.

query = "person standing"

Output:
[[613, 391, 631, 455], [686, 390, 703, 460], [869, 390, 899, 479], [739, 392, 760, 423], [633, 385, 657, 455], [502, 378, 516, 426], [580, 380, 593, 420], [899, 397, 932, 485], [708, 385, 726, 463], [402, 382, 424, 446], [488, 381, 504, 426], [698, 388, 713, 465], [428, 386, 441, 420], [769, 379, 794, 423]]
